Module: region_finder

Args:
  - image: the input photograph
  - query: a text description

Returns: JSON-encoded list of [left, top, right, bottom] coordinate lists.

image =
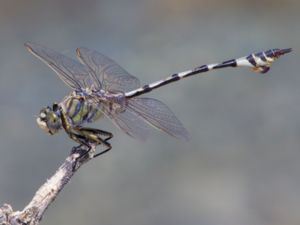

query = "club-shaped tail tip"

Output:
[[251, 48, 292, 74], [275, 48, 292, 57]]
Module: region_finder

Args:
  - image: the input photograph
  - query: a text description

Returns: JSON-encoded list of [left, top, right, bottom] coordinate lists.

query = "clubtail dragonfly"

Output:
[[25, 43, 291, 158]]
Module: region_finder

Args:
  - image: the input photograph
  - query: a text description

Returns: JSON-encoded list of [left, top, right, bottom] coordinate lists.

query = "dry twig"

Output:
[[0, 146, 94, 225]]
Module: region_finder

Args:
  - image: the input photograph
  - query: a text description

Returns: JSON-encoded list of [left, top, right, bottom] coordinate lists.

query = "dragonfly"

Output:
[[25, 42, 291, 158]]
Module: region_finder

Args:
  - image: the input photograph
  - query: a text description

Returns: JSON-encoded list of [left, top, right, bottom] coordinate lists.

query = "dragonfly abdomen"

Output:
[[61, 96, 103, 126]]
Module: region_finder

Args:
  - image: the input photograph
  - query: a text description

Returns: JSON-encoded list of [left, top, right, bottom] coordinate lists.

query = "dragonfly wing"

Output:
[[76, 47, 140, 92], [127, 97, 189, 140], [25, 42, 93, 90], [104, 107, 151, 141]]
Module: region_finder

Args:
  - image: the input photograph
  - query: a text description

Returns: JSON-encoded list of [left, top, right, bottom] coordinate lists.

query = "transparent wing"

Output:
[[76, 47, 140, 92], [105, 107, 151, 141], [127, 97, 189, 140], [25, 42, 93, 90], [100, 97, 189, 140]]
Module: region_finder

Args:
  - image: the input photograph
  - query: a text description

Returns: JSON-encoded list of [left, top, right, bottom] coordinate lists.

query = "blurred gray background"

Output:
[[0, 0, 298, 225]]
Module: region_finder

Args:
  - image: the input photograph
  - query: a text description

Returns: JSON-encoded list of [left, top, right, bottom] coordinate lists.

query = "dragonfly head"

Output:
[[37, 103, 62, 135]]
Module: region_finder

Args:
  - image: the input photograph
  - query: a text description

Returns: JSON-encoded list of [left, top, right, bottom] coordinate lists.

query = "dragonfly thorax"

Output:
[[36, 103, 62, 135], [103, 92, 127, 114]]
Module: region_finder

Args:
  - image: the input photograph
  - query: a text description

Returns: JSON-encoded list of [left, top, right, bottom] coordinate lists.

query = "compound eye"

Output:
[[40, 112, 47, 120]]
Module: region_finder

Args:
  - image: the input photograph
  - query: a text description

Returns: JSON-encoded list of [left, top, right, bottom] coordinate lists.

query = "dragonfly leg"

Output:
[[71, 142, 93, 156], [93, 141, 112, 158], [71, 144, 88, 154], [69, 126, 113, 159], [59, 106, 113, 162], [60, 105, 110, 147], [76, 127, 113, 158], [72, 142, 91, 171]]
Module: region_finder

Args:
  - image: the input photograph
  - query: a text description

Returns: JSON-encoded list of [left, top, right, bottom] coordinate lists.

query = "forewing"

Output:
[[25, 42, 93, 90], [76, 47, 140, 92], [127, 97, 189, 140]]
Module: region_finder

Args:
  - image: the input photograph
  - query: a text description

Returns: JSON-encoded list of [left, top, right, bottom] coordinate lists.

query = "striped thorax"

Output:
[[37, 90, 128, 135], [61, 94, 103, 126]]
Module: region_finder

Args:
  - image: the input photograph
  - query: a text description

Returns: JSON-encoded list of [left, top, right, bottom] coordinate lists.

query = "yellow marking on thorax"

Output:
[[64, 96, 103, 125]]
